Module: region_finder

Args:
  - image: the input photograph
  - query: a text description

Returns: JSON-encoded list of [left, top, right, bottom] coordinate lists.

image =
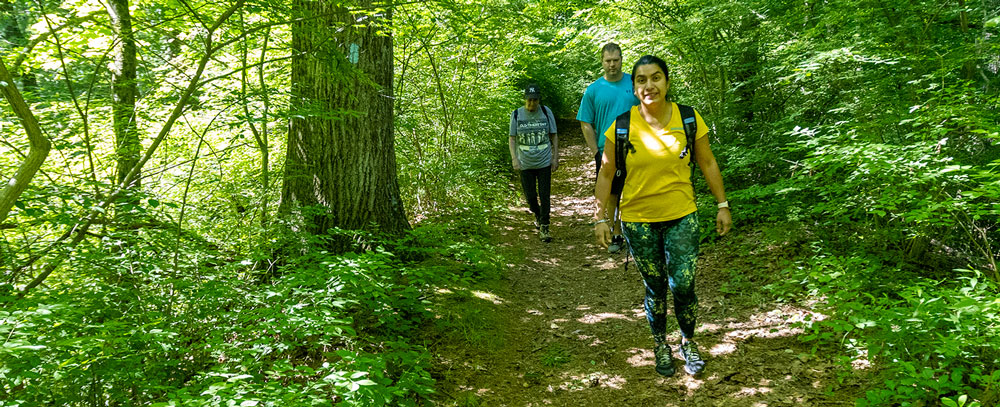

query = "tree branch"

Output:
[[10, 11, 103, 73], [16, 0, 245, 299], [0, 61, 50, 225]]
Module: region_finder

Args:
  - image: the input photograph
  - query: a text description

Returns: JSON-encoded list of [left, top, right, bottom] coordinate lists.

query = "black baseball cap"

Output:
[[524, 84, 541, 99]]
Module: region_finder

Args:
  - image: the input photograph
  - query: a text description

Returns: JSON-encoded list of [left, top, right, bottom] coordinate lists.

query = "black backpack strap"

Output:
[[542, 106, 553, 132], [610, 110, 632, 196], [677, 104, 697, 163], [513, 108, 519, 121]]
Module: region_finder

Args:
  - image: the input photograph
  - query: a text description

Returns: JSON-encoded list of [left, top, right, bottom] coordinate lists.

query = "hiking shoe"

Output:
[[654, 343, 675, 377], [608, 235, 624, 253], [539, 225, 552, 243], [679, 341, 706, 375]]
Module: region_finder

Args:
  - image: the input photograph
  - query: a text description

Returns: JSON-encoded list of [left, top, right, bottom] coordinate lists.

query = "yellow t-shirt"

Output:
[[604, 103, 709, 223]]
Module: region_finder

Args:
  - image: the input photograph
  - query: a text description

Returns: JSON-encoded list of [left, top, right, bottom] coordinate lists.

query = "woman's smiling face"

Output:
[[633, 63, 669, 106]]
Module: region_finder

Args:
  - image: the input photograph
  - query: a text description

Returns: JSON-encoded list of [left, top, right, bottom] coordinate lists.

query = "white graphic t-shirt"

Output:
[[509, 106, 557, 169]]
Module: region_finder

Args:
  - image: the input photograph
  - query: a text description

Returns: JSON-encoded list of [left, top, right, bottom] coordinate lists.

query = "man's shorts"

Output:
[[594, 150, 603, 177]]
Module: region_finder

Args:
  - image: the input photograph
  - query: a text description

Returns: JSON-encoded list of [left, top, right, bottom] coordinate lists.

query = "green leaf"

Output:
[[3, 344, 47, 351], [854, 320, 876, 329], [148, 198, 160, 207]]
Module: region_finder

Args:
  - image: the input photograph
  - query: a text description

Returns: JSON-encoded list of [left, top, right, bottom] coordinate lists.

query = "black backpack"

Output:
[[609, 104, 698, 197]]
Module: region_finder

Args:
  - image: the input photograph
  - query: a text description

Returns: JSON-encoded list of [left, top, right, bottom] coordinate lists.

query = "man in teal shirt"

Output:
[[577, 42, 638, 253]]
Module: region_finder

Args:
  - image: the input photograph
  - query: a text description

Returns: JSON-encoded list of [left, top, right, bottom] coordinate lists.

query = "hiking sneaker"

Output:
[[679, 340, 706, 375], [608, 235, 624, 253], [539, 224, 552, 243], [654, 343, 675, 377]]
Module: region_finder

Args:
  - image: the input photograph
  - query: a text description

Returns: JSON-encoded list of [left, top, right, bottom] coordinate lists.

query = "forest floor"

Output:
[[427, 119, 870, 406]]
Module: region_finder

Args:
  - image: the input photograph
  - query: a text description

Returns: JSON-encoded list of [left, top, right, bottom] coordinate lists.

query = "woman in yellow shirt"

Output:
[[594, 55, 732, 377]]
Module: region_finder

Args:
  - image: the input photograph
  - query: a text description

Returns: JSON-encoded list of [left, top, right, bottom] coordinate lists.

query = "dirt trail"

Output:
[[430, 119, 864, 406]]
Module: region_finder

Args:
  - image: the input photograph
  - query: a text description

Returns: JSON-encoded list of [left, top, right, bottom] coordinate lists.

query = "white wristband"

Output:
[[717, 201, 730, 209]]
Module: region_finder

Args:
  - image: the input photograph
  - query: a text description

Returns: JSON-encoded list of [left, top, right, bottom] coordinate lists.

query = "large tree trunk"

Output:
[[105, 0, 141, 188], [957, 0, 977, 81], [280, 0, 409, 245]]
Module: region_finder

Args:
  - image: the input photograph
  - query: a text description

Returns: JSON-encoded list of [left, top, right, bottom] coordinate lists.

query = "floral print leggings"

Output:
[[622, 212, 699, 345]]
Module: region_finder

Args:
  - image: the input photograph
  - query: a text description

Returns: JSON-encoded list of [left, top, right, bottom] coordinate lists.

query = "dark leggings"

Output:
[[519, 166, 551, 225], [622, 212, 700, 344]]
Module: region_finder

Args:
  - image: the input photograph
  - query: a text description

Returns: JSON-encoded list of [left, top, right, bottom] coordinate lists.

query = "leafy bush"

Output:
[[776, 252, 1000, 406], [782, 124, 997, 273], [0, 216, 500, 406]]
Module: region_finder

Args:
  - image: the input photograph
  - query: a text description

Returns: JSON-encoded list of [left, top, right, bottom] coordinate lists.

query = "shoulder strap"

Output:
[[514, 106, 551, 125], [610, 109, 632, 196], [677, 104, 697, 163], [542, 106, 553, 133]]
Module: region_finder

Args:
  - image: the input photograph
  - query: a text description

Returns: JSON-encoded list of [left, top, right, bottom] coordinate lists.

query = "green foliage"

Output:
[[434, 302, 504, 351], [772, 247, 1000, 406], [2, 0, 999, 405], [0, 216, 501, 406], [942, 394, 982, 407], [392, 0, 599, 217], [540, 344, 571, 367]]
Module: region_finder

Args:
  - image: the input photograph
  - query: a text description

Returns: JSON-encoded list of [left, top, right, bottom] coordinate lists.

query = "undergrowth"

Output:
[[0, 209, 503, 406], [763, 230, 1000, 407]]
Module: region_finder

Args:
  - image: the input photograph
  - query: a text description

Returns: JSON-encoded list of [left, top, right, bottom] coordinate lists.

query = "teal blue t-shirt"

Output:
[[576, 74, 638, 151]]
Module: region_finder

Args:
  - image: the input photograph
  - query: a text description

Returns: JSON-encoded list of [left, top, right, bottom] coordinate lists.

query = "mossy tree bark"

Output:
[[0, 60, 50, 225], [105, 0, 141, 189], [280, 0, 409, 247]]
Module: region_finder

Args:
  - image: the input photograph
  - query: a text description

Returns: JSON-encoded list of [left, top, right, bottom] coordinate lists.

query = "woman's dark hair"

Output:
[[631, 55, 670, 82]]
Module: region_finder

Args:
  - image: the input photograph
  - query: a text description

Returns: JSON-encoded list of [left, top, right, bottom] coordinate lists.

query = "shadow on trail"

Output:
[[428, 118, 866, 406]]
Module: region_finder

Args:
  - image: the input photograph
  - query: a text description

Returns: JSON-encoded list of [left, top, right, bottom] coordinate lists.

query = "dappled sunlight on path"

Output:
[[428, 119, 863, 406]]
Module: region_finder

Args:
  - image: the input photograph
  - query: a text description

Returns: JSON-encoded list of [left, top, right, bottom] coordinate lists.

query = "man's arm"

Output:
[[509, 111, 520, 170], [509, 136, 520, 170], [549, 133, 559, 172], [577, 87, 599, 154], [580, 122, 598, 154]]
